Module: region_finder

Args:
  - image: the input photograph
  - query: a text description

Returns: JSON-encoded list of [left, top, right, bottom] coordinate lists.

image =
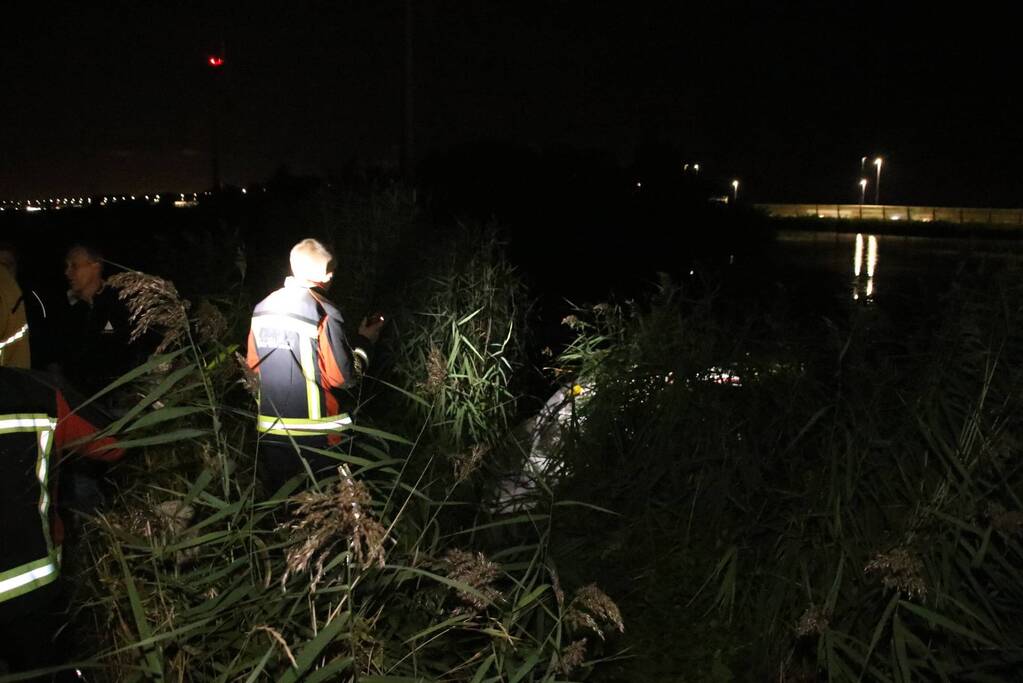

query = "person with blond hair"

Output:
[[247, 238, 384, 493]]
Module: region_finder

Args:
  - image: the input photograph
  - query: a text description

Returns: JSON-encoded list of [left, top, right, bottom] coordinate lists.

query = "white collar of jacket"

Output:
[[283, 276, 310, 290], [282, 277, 343, 322]]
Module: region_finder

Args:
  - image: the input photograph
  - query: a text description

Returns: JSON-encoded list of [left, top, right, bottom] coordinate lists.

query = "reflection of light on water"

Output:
[[867, 235, 878, 277], [852, 234, 879, 301], [854, 233, 864, 277]]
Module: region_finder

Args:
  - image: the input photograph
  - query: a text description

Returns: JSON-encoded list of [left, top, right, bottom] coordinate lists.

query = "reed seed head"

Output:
[[864, 548, 927, 599]]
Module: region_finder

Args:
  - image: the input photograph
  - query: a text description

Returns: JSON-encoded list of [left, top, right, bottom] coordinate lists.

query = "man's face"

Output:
[[65, 248, 102, 295]]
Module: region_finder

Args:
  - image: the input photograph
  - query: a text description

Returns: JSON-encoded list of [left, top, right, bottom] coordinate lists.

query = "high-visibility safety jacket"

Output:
[[0, 368, 122, 617], [246, 278, 370, 446], [0, 265, 30, 368]]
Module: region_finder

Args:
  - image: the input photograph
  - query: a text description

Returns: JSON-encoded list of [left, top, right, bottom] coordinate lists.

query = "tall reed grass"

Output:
[[549, 268, 1023, 680], [48, 235, 621, 683]]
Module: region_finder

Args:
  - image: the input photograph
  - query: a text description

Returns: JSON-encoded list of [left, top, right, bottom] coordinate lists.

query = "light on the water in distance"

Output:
[[852, 234, 879, 301], [866, 235, 878, 278], [854, 233, 864, 277]]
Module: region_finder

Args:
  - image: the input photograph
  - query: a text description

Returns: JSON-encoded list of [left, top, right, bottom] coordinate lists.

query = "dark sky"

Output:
[[3, 2, 1020, 205]]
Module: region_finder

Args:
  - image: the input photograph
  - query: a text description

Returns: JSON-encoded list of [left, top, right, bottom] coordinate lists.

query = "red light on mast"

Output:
[[208, 55, 224, 68]]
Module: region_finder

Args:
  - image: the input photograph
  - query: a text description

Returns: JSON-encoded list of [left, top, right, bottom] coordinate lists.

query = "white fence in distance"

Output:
[[756, 204, 1023, 226]]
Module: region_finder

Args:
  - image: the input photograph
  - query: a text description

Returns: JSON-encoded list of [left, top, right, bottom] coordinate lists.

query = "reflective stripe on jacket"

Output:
[[246, 279, 369, 444], [0, 415, 58, 604], [0, 266, 30, 368], [0, 369, 123, 613]]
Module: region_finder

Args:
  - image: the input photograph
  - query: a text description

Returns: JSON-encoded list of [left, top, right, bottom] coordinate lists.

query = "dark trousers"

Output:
[[0, 588, 75, 681], [256, 439, 348, 496]]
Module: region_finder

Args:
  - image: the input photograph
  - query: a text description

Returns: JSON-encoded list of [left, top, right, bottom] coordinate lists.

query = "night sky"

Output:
[[3, 2, 1020, 206]]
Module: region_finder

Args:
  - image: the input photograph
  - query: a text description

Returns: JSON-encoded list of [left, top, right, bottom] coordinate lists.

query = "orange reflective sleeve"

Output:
[[317, 317, 347, 389], [246, 329, 260, 372]]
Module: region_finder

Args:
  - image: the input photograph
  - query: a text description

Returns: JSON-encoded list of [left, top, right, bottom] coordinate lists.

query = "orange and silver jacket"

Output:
[[0, 266, 30, 368], [246, 278, 369, 445]]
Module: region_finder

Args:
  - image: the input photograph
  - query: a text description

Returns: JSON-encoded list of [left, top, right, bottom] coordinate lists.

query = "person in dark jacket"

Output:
[[247, 238, 384, 494], [0, 367, 124, 679], [56, 244, 137, 396]]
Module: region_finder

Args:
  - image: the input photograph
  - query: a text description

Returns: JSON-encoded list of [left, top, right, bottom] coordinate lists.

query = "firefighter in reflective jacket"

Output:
[[247, 238, 383, 493], [0, 367, 123, 676], [0, 258, 30, 368]]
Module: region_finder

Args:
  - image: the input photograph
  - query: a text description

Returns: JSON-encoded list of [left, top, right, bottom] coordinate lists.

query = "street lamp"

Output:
[[859, 178, 867, 205], [731, 179, 739, 203], [873, 157, 883, 204], [860, 156, 867, 176]]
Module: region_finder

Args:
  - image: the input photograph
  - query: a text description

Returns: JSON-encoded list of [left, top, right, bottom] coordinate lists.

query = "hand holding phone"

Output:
[[359, 311, 386, 343]]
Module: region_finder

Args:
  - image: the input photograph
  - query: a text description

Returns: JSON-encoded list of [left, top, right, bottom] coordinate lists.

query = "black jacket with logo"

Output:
[[247, 279, 371, 446]]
